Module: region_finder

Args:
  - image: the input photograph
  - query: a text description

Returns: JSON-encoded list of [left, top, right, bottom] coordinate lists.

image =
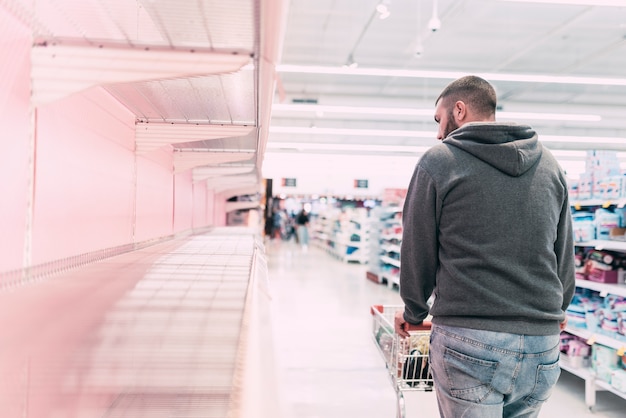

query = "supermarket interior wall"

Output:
[[0, 7, 30, 272], [262, 146, 611, 199], [174, 170, 194, 233], [32, 88, 137, 265], [263, 153, 418, 197], [0, 10, 222, 275]]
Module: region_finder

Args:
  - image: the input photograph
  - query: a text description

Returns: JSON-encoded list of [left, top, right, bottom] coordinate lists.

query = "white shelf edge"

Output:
[[575, 279, 626, 298], [594, 378, 626, 400], [575, 239, 626, 252], [560, 362, 592, 380], [380, 233, 402, 241], [565, 326, 626, 351], [380, 255, 401, 268]]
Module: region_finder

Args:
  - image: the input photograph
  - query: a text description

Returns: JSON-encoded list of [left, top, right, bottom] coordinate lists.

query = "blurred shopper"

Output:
[[295, 209, 310, 251], [394, 75, 575, 418], [271, 208, 282, 240]]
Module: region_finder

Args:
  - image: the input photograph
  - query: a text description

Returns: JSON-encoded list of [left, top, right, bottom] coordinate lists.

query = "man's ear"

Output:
[[454, 101, 467, 121]]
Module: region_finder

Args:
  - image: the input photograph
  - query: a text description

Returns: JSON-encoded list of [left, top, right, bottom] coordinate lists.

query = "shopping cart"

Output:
[[370, 304, 434, 418]]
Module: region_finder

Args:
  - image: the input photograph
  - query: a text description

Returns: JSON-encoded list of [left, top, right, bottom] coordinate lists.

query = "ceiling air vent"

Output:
[[292, 98, 318, 104]]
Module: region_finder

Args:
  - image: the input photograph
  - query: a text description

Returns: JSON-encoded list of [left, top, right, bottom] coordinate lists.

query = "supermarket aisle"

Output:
[[266, 239, 626, 418]]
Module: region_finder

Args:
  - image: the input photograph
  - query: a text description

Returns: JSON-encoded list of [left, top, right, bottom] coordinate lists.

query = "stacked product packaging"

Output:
[[571, 150, 626, 285], [570, 150, 626, 243], [565, 288, 626, 392], [569, 150, 626, 202], [574, 247, 626, 285]]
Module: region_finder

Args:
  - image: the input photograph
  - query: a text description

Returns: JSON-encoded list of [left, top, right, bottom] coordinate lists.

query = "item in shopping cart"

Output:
[[378, 333, 394, 366], [401, 349, 433, 389]]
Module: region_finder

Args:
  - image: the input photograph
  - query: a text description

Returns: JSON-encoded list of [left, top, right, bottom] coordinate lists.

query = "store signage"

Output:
[[354, 179, 369, 188], [282, 178, 297, 187]]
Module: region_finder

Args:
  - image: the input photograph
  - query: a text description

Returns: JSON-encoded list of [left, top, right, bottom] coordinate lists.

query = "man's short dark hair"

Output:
[[436, 76, 497, 118]]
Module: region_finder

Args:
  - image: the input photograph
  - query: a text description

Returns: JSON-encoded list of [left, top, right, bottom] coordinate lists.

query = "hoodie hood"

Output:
[[443, 122, 542, 177]]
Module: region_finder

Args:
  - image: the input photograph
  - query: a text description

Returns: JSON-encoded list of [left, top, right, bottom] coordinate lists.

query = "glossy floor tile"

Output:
[[266, 239, 626, 418]]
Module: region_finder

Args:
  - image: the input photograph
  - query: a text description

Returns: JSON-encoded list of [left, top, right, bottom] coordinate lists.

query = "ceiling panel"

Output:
[[268, 0, 626, 166]]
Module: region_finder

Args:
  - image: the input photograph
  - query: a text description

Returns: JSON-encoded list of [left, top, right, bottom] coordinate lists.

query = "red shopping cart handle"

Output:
[[406, 321, 432, 331], [370, 305, 385, 315], [370, 305, 432, 331]]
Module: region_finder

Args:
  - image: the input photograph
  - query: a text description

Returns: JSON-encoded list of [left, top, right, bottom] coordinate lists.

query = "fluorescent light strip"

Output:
[[270, 126, 435, 138], [272, 104, 432, 116], [501, 112, 600, 122], [499, 0, 626, 6], [270, 127, 626, 144], [542, 135, 626, 144], [266, 142, 430, 153], [272, 104, 601, 122], [276, 64, 626, 87]]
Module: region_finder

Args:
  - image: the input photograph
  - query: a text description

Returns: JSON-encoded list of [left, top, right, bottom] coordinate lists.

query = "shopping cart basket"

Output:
[[370, 304, 433, 418]]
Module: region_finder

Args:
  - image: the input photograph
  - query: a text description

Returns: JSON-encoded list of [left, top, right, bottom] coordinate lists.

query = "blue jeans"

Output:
[[429, 324, 561, 418], [297, 225, 309, 246]]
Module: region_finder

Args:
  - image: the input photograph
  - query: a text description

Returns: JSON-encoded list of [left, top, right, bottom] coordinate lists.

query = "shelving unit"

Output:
[[576, 240, 626, 253], [562, 317, 626, 409], [366, 206, 402, 288], [379, 231, 401, 289], [564, 224, 626, 409], [313, 209, 370, 263]]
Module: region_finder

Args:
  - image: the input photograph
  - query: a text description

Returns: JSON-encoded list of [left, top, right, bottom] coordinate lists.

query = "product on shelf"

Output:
[[596, 208, 622, 240], [575, 248, 626, 284], [560, 332, 591, 368], [582, 150, 623, 200], [572, 206, 626, 243], [592, 343, 621, 384], [573, 212, 596, 242], [612, 369, 626, 393], [566, 287, 626, 343]]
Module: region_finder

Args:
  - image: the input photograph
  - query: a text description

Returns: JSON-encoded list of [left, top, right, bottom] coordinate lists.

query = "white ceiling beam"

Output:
[[208, 174, 258, 189], [192, 166, 254, 182], [207, 175, 259, 197], [135, 123, 254, 154], [173, 151, 254, 173], [31, 41, 251, 105]]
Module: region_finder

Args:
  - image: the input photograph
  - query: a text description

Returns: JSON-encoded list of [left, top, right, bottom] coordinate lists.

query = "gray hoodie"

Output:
[[400, 122, 575, 336]]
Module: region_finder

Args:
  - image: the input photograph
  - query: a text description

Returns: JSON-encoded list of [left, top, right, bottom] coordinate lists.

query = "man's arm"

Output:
[[555, 183, 576, 313], [400, 163, 440, 325]]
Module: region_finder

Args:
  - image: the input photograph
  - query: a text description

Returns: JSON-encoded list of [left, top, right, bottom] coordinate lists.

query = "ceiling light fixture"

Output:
[[499, 0, 626, 6], [276, 64, 626, 87], [343, 54, 358, 69], [271, 104, 602, 122], [541, 135, 626, 145], [266, 142, 430, 154], [501, 111, 601, 122], [269, 126, 626, 149], [428, 0, 441, 32], [270, 126, 435, 138]]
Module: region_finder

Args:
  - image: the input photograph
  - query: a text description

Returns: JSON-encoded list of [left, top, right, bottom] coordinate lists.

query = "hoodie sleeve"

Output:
[[555, 180, 576, 313], [400, 163, 440, 325]]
